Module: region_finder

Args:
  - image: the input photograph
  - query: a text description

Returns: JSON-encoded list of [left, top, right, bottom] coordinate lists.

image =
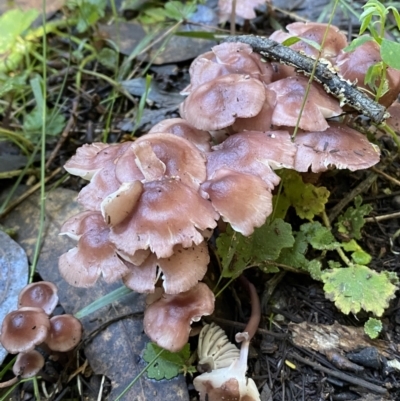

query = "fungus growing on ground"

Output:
[[143, 283, 215, 352], [0, 350, 45, 389], [0, 307, 50, 354], [269, 22, 348, 61], [218, 0, 265, 23], [18, 281, 59, 315], [46, 315, 82, 352], [293, 122, 381, 172], [335, 39, 400, 107], [180, 74, 267, 131], [194, 277, 261, 401], [197, 323, 240, 373], [266, 76, 343, 131]]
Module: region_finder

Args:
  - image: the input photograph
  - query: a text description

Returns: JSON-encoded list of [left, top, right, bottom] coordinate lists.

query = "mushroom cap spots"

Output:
[[18, 282, 58, 315], [294, 122, 380, 172], [180, 74, 266, 131], [0, 307, 50, 354], [143, 283, 215, 352], [46, 315, 82, 352]]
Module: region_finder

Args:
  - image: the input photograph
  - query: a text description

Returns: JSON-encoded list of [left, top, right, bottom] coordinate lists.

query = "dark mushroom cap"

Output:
[[13, 350, 45, 378], [45, 315, 82, 352], [0, 307, 50, 354], [18, 282, 58, 315]]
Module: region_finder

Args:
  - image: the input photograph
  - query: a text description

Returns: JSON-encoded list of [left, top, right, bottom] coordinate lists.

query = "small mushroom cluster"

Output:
[[59, 22, 389, 354], [0, 282, 82, 387]]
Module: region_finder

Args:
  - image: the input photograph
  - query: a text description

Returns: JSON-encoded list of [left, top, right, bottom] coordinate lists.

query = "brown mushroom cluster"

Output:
[[0, 282, 82, 388], [59, 22, 390, 354]]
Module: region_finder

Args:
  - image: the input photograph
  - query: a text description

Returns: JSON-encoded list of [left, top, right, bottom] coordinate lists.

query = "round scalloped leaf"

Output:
[[364, 317, 382, 339], [321, 265, 398, 316]]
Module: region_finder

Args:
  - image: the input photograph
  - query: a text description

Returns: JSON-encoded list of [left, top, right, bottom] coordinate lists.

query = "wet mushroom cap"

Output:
[[143, 283, 215, 352], [0, 307, 50, 354], [13, 350, 45, 378], [18, 281, 58, 315], [46, 314, 82, 352]]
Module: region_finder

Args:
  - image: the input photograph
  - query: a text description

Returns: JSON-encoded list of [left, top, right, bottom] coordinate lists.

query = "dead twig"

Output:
[[371, 166, 400, 187], [288, 351, 388, 395], [328, 172, 377, 223], [365, 211, 400, 223], [222, 35, 388, 124]]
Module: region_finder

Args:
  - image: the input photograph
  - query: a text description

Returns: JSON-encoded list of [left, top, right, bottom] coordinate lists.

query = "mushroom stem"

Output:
[[0, 377, 18, 388], [238, 276, 261, 341]]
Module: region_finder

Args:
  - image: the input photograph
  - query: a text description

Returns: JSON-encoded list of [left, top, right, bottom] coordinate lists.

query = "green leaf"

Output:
[[217, 219, 294, 278], [97, 48, 118, 71], [282, 36, 302, 46], [381, 39, 400, 70], [23, 107, 66, 138], [277, 231, 322, 280], [280, 170, 330, 220], [364, 317, 382, 339], [336, 196, 373, 240], [68, 0, 107, 33], [143, 343, 194, 380], [341, 239, 372, 265], [300, 221, 340, 250], [343, 35, 374, 53], [0, 9, 38, 54], [321, 265, 398, 316]]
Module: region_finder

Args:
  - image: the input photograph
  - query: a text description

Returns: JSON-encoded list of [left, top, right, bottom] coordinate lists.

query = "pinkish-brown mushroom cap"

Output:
[[0, 307, 50, 354], [148, 118, 212, 152], [144, 283, 215, 352], [206, 131, 296, 189], [13, 350, 45, 378], [293, 122, 380, 172], [123, 242, 209, 294], [180, 74, 266, 131], [336, 39, 400, 107], [45, 314, 82, 352], [267, 76, 342, 131], [59, 211, 129, 287], [109, 179, 218, 259], [18, 282, 58, 315], [202, 169, 273, 236], [218, 0, 265, 22]]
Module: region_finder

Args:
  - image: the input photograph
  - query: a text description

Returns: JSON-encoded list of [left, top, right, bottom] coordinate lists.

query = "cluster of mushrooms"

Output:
[[56, 21, 400, 400], [0, 282, 82, 388]]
